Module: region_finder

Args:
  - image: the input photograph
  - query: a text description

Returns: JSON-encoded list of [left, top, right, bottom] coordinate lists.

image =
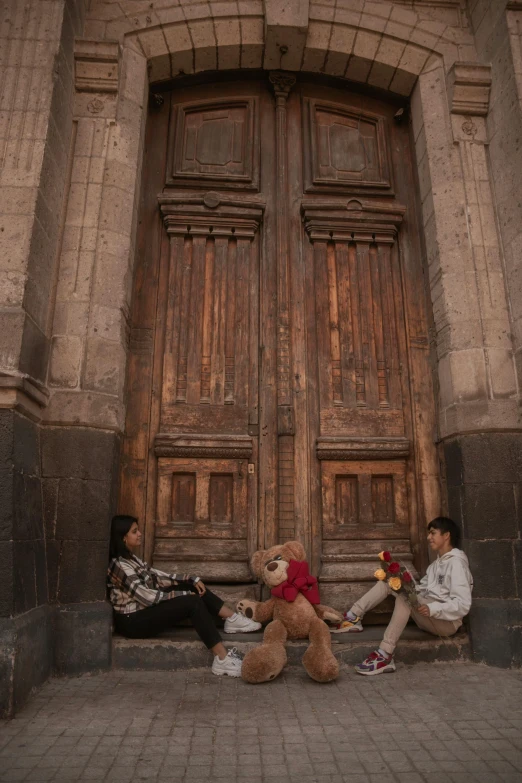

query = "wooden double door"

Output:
[[119, 72, 439, 609]]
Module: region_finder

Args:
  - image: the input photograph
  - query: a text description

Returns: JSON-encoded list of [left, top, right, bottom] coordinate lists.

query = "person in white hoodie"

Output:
[[336, 517, 473, 676]]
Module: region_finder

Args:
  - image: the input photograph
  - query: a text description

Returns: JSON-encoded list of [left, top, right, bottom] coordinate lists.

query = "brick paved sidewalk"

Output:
[[1, 662, 521, 783]]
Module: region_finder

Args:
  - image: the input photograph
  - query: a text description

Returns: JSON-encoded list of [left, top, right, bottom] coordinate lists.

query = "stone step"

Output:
[[113, 625, 470, 671]]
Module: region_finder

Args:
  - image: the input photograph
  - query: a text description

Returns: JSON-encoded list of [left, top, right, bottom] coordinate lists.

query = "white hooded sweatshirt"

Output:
[[416, 548, 473, 622]]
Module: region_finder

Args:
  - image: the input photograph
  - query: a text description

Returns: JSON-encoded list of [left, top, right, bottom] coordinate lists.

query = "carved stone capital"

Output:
[[269, 70, 296, 100], [447, 62, 492, 117], [75, 39, 120, 93]]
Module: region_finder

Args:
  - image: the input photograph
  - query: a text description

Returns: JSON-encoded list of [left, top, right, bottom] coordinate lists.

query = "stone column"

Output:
[[42, 39, 148, 676], [438, 62, 521, 666], [0, 0, 86, 717], [470, 0, 522, 392], [410, 56, 522, 666], [504, 1, 522, 385]]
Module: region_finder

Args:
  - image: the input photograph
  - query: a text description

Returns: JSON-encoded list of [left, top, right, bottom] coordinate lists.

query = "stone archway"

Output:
[[60, 1, 504, 451], [41, 0, 519, 673]]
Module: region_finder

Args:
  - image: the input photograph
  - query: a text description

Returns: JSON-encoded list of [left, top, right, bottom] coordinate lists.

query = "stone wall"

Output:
[[0, 0, 90, 716], [0, 410, 50, 717], [469, 0, 522, 388], [444, 0, 522, 669], [0, 0, 83, 385], [1, 0, 522, 715], [445, 432, 522, 667]]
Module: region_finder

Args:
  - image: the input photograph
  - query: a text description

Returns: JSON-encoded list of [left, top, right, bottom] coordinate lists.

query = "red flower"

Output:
[[388, 562, 401, 574], [402, 571, 412, 583], [382, 551, 391, 562]]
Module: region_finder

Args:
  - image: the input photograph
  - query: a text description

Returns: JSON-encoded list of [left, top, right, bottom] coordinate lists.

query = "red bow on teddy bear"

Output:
[[270, 560, 320, 604]]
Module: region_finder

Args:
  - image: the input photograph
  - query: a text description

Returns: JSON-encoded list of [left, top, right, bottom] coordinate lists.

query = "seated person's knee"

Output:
[[186, 594, 204, 613]]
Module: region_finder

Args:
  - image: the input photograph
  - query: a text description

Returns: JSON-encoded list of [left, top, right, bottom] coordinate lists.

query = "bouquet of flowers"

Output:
[[375, 551, 418, 607]]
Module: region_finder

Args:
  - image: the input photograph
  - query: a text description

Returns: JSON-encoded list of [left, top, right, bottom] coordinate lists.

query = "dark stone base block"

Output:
[[41, 426, 120, 606], [54, 602, 112, 675], [444, 432, 522, 668], [0, 605, 52, 718], [469, 599, 522, 668], [0, 418, 120, 716]]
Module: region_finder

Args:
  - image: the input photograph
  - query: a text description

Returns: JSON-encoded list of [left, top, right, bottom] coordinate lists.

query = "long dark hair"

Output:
[[109, 514, 137, 560]]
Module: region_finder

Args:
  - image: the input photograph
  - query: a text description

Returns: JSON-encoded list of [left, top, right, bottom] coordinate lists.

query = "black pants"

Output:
[[114, 589, 224, 649]]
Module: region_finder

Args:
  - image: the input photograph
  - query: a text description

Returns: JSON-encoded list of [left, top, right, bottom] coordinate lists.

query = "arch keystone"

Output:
[[264, 0, 309, 70]]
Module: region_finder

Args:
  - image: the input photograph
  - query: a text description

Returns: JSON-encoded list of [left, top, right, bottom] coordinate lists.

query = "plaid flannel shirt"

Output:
[[107, 555, 200, 614]]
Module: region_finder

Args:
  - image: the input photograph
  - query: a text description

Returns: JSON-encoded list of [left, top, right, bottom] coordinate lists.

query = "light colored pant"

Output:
[[351, 580, 462, 656]]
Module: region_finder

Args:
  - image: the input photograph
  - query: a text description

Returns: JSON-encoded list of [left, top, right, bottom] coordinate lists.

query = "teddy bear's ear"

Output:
[[250, 550, 266, 577], [283, 540, 306, 561]]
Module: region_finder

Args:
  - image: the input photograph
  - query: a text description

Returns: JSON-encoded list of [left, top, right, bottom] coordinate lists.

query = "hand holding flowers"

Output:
[[374, 551, 418, 607]]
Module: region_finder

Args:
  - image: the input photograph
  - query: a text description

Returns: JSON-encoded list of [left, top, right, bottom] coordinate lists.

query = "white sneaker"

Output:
[[224, 613, 262, 634], [212, 647, 243, 678]]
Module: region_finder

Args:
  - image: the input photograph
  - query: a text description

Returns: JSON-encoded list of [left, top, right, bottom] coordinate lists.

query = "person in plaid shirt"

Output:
[[107, 515, 261, 677]]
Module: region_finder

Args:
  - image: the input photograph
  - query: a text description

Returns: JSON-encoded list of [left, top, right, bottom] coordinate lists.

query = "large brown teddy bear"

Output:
[[237, 541, 342, 683]]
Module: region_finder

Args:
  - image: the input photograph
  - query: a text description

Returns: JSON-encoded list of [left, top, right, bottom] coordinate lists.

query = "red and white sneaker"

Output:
[[355, 650, 396, 676]]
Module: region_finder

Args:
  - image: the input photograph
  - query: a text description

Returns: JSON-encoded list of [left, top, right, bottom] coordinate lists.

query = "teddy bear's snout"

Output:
[[262, 558, 289, 587]]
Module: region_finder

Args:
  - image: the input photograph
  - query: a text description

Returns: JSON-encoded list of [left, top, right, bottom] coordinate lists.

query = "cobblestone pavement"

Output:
[[1, 662, 522, 783]]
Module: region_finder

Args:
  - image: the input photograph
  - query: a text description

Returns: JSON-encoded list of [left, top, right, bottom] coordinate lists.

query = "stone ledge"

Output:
[[113, 626, 470, 672], [447, 62, 492, 116], [0, 373, 49, 422]]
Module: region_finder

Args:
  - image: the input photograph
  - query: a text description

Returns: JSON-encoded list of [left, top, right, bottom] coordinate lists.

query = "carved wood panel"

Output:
[[154, 449, 254, 582], [157, 456, 247, 537], [302, 200, 407, 439], [167, 97, 259, 191], [158, 202, 261, 433], [154, 451, 252, 581], [321, 460, 409, 540], [318, 239, 400, 414], [303, 98, 392, 194]]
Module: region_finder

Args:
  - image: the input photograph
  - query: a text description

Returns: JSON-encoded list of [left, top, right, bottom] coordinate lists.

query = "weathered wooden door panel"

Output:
[[119, 81, 268, 596], [296, 82, 430, 614], [151, 86, 264, 582], [120, 74, 438, 609], [132, 82, 266, 589]]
